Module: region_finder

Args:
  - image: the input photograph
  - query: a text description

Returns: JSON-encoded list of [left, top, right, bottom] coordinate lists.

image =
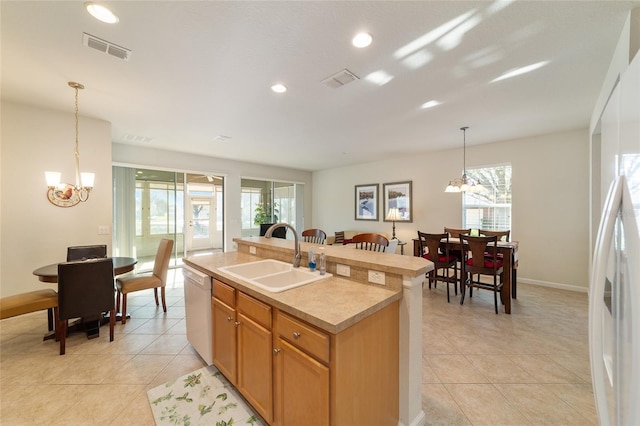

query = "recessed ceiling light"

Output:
[[85, 2, 119, 24], [352, 32, 373, 48], [271, 84, 287, 93]]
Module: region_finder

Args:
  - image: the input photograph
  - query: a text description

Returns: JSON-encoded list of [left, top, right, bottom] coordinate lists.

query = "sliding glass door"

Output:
[[113, 166, 224, 271]]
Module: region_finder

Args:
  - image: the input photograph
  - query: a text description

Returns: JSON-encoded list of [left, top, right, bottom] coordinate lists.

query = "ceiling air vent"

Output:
[[322, 69, 360, 89], [83, 33, 131, 61]]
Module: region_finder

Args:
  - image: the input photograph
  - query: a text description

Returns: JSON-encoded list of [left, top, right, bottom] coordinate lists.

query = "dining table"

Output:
[[33, 256, 137, 283], [32, 256, 137, 339], [413, 238, 519, 314]]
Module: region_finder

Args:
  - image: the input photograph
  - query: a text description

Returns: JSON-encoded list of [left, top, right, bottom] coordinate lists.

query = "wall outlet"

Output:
[[368, 270, 385, 285], [336, 264, 350, 277], [249, 246, 257, 254], [98, 225, 110, 235]]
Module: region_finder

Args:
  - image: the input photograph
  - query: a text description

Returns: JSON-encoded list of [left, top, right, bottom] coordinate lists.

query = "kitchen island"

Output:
[[184, 236, 432, 426]]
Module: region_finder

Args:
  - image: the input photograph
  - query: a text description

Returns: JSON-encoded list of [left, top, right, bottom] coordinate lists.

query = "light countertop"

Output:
[[183, 237, 432, 334]]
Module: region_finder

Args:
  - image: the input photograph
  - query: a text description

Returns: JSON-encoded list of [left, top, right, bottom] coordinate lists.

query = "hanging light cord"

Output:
[[70, 82, 84, 188], [461, 126, 468, 180]]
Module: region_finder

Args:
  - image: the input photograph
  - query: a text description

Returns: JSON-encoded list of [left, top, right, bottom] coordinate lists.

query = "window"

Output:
[[463, 164, 512, 231], [241, 187, 262, 231]]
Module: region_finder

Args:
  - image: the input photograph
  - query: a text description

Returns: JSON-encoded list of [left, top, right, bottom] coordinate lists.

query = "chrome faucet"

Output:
[[264, 223, 301, 268]]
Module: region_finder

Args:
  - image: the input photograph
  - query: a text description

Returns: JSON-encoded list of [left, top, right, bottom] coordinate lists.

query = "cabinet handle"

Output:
[[273, 349, 281, 355], [293, 332, 301, 339], [234, 321, 241, 327], [227, 316, 233, 322]]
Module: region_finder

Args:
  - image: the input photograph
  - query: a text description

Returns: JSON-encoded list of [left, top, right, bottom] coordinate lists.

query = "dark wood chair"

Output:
[[302, 228, 327, 244], [479, 229, 517, 296], [417, 232, 458, 302], [459, 235, 504, 314], [57, 258, 116, 355], [66, 244, 107, 261], [444, 227, 471, 264], [352, 233, 389, 252], [444, 227, 472, 239], [116, 239, 174, 324]]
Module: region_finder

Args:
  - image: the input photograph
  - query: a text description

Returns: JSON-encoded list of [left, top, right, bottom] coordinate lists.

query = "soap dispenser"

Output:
[[308, 247, 317, 272], [318, 247, 326, 275]]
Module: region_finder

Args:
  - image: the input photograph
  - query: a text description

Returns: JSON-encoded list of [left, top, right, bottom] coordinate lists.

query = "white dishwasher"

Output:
[[183, 265, 213, 365]]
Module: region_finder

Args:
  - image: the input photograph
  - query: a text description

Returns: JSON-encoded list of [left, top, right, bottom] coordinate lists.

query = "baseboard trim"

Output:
[[398, 409, 426, 426], [517, 277, 588, 293]]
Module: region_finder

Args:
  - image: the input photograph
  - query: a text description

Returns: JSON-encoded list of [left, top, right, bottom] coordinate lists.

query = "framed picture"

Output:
[[383, 181, 412, 222], [354, 184, 379, 221]]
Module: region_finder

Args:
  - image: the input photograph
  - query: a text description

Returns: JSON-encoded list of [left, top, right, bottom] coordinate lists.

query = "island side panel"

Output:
[[331, 300, 400, 425]]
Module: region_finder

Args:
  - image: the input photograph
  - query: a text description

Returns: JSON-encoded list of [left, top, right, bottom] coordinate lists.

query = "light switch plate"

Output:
[[98, 225, 110, 235], [368, 270, 385, 285]]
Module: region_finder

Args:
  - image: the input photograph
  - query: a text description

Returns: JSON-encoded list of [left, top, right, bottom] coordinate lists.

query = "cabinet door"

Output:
[[274, 338, 329, 426], [212, 297, 237, 384], [237, 312, 273, 423]]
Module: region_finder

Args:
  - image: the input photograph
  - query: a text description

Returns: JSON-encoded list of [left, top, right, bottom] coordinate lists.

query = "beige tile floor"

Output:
[[422, 281, 596, 425], [0, 269, 596, 425]]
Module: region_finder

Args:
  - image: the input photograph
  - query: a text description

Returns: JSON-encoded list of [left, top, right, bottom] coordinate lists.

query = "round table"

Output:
[[33, 257, 137, 283], [33, 256, 137, 340]]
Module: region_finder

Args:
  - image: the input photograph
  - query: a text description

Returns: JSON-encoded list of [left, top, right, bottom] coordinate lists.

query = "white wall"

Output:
[[1, 102, 112, 297], [0, 100, 590, 296], [112, 144, 313, 252], [312, 128, 590, 291]]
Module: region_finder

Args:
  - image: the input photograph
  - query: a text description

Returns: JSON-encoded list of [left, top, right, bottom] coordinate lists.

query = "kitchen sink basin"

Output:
[[218, 259, 332, 293]]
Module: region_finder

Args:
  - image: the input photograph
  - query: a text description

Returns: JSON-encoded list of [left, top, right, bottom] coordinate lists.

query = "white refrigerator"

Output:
[[589, 51, 640, 425]]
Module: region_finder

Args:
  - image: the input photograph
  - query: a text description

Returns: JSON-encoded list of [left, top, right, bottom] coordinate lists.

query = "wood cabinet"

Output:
[[213, 277, 400, 426], [236, 292, 273, 423], [212, 279, 273, 423], [273, 303, 399, 426], [212, 280, 236, 383], [273, 312, 330, 426]]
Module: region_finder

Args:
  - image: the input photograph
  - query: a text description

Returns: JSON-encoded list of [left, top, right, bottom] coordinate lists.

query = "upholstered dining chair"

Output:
[[479, 229, 516, 294], [116, 239, 174, 324], [259, 223, 287, 239], [352, 233, 389, 252], [302, 228, 327, 244], [57, 258, 115, 355], [66, 244, 107, 261], [65, 244, 109, 333], [459, 234, 504, 314], [417, 231, 458, 302]]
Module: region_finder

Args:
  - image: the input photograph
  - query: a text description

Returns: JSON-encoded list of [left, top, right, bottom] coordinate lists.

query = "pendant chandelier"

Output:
[[45, 82, 95, 207], [444, 126, 484, 193]]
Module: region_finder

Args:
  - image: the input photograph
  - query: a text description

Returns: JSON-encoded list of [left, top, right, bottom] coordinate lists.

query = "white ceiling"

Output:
[[2, 1, 638, 171]]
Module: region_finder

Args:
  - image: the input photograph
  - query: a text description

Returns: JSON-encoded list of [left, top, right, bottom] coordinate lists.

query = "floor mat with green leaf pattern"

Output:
[[147, 365, 265, 426]]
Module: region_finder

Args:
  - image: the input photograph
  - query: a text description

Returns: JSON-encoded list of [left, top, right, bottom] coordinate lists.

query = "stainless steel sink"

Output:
[[218, 259, 332, 293]]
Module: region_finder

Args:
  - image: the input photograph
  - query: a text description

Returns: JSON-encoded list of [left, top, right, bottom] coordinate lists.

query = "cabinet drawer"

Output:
[[237, 292, 271, 330], [276, 311, 330, 364], [213, 279, 235, 307]]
